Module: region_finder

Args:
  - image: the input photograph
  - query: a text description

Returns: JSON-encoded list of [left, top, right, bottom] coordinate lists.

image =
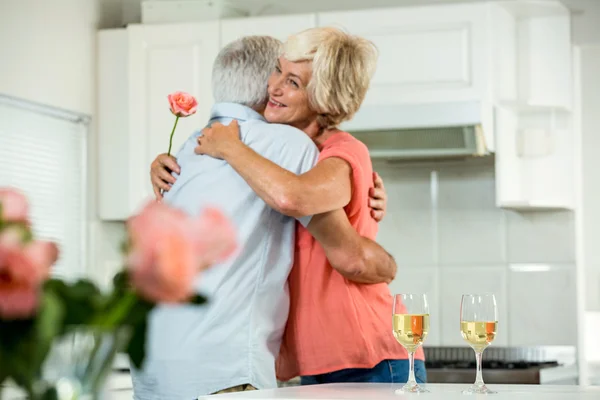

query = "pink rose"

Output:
[[0, 234, 58, 319], [0, 188, 29, 223], [190, 207, 238, 269], [125, 202, 237, 303], [168, 91, 198, 117]]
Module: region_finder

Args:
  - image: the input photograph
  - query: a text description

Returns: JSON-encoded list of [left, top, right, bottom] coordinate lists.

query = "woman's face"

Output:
[[264, 57, 319, 132]]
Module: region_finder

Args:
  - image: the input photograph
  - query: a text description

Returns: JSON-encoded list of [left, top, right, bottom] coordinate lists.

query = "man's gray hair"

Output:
[[212, 36, 282, 108]]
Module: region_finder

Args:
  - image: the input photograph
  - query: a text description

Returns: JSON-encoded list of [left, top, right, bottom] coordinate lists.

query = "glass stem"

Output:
[[407, 351, 417, 385], [474, 350, 485, 387]]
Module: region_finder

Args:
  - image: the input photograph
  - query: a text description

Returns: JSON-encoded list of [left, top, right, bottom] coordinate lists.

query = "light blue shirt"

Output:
[[131, 103, 319, 399]]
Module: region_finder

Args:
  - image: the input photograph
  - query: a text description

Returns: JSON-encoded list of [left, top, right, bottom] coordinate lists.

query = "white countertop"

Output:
[[201, 383, 600, 400], [5, 379, 600, 400]]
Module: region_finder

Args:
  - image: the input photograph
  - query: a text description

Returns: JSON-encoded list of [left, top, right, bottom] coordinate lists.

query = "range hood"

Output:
[[342, 101, 493, 161]]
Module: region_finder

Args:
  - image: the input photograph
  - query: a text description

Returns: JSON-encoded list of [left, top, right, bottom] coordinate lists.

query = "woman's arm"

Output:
[[196, 120, 352, 218], [307, 209, 396, 284]]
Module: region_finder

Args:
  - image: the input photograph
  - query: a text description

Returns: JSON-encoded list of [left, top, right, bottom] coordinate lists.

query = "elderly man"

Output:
[[135, 36, 395, 399]]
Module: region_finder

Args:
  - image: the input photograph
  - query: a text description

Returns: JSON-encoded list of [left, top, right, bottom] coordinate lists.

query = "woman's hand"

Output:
[[195, 119, 242, 159], [150, 153, 180, 200], [369, 172, 387, 222]]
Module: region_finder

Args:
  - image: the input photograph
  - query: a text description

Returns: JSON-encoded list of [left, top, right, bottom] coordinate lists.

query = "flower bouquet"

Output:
[[0, 188, 237, 399]]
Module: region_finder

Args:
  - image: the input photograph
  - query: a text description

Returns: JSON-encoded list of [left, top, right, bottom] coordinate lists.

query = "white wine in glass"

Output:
[[392, 294, 429, 393], [460, 294, 498, 395]]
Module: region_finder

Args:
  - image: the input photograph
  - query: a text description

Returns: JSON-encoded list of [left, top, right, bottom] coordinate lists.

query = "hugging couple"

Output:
[[135, 26, 427, 399]]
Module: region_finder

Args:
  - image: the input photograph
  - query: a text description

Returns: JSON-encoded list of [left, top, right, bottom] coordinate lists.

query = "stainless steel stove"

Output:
[[425, 359, 560, 384], [423, 346, 578, 385]]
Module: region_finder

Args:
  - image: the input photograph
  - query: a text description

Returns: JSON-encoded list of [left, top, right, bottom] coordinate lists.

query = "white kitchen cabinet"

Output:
[[318, 4, 493, 107], [389, 267, 440, 346], [220, 14, 316, 47], [495, 106, 574, 210], [507, 265, 577, 346], [439, 267, 508, 348], [516, 15, 572, 110], [575, 45, 600, 312], [494, 7, 574, 210], [97, 23, 220, 220], [320, 1, 574, 211]]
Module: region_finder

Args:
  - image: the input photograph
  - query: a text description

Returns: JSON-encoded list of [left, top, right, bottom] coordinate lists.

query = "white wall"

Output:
[[0, 0, 100, 114], [0, 0, 127, 112], [0, 0, 127, 286], [563, 0, 600, 45]]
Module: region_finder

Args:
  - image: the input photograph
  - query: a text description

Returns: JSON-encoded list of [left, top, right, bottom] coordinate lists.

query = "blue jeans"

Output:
[[300, 359, 427, 385]]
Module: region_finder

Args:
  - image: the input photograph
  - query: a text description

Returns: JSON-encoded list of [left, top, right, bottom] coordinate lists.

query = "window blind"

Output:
[[0, 95, 88, 280]]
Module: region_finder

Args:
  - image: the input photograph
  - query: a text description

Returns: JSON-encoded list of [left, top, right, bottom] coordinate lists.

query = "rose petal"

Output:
[[0, 188, 29, 223]]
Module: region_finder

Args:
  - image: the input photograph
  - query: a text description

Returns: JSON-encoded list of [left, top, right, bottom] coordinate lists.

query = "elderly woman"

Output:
[[152, 27, 426, 385]]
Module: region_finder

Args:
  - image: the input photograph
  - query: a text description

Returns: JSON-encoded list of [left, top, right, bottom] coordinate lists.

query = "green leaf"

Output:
[[123, 299, 154, 370], [40, 387, 59, 400], [36, 289, 65, 355], [42, 278, 68, 295], [7, 289, 65, 394], [0, 344, 7, 386], [189, 294, 208, 305], [0, 318, 33, 346], [44, 278, 105, 330], [70, 279, 102, 297], [112, 270, 130, 293], [125, 314, 148, 370]]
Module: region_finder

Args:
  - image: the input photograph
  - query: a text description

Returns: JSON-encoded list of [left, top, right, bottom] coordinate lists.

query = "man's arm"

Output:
[[150, 153, 180, 200], [307, 209, 396, 284]]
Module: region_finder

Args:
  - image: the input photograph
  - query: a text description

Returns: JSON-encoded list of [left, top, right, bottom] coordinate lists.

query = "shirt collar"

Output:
[[208, 102, 266, 124]]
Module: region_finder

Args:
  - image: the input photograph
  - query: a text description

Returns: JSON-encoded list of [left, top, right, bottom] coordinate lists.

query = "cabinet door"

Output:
[[494, 106, 575, 210], [439, 267, 508, 347], [128, 23, 220, 214], [389, 267, 441, 346], [318, 4, 489, 106], [577, 45, 600, 311], [508, 265, 577, 346], [220, 14, 317, 47]]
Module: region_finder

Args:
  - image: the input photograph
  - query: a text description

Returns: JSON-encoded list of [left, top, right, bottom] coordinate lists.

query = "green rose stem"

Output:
[[77, 290, 138, 397], [167, 115, 180, 157], [94, 290, 138, 329]]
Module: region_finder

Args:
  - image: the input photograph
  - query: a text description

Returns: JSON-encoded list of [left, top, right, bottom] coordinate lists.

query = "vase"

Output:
[[33, 327, 131, 400]]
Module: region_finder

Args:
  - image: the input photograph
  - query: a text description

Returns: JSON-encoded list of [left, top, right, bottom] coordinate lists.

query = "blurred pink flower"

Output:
[[167, 91, 198, 118], [191, 207, 238, 269], [0, 233, 58, 319], [126, 202, 237, 303], [0, 188, 29, 223]]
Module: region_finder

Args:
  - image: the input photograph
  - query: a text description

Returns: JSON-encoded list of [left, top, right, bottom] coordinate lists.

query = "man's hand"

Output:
[[150, 153, 180, 200], [195, 120, 242, 159], [369, 172, 387, 222]]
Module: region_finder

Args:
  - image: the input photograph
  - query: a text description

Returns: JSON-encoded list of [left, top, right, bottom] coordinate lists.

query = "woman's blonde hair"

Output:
[[283, 27, 378, 129]]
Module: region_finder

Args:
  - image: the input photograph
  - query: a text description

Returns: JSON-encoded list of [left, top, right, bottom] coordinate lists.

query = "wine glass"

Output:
[[460, 294, 498, 395], [392, 293, 430, 393]]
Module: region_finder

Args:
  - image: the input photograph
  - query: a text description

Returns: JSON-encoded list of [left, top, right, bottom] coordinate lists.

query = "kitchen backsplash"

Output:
[[374, 157, 575, 268]]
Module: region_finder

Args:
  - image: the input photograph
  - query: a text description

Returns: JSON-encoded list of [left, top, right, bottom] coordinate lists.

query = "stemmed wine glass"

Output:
[[392, 293, 429, 393], [460, 294, 498, 395]]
